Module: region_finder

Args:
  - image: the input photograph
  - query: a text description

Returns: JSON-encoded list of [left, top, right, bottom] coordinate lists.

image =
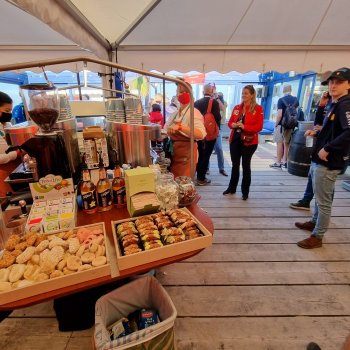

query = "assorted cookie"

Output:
[[0, 226, 107, 292]]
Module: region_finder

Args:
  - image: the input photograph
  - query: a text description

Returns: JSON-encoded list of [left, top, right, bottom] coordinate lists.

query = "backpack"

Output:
[[281, 97, 299, 129], [204, 99, 219, 141]]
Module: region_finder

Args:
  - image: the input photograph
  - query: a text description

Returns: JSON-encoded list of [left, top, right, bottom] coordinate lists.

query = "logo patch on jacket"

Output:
[[234, 110, 239, 115], [346, 112, 350, 126]]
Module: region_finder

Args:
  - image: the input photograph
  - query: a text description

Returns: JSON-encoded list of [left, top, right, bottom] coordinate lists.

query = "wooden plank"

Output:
[[204, 206, 350, 217], [0, 318, 70, 350], [199, 198, 350, 207], [157, 261, 350, 285], [164, 285, 350, 316], [196, 184, 349, 192], [198, 191, 350, 199], [174, 317, 350, 350], [186, 243, 350, 262], [10, 301, 55, 317], [212, 229, 350, 243], [212, 217, 350, 229], [66, 337, 93, 350]]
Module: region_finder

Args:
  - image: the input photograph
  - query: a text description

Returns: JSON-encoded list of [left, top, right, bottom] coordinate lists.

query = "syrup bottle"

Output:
[[112, 151, 126, 208], [80, 155, 98, 214], [96, 152, 112, 212]]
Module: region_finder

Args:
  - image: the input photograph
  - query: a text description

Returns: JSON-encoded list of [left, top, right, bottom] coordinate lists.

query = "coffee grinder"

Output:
[[16, 84, 71, 179]]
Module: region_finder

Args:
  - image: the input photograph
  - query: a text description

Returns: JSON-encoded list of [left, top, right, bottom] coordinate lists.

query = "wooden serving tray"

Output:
[[0, 222, 113, 305], [112, 208, 213, 271]]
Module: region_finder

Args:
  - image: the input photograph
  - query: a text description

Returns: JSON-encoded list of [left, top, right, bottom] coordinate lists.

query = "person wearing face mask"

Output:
[[0, 92, 18, 164], [163, 80, 206, 178]]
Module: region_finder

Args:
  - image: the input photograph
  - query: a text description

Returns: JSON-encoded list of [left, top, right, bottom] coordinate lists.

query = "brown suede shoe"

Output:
[[297, 236, 322, 249], [295, 221, 315, 232]]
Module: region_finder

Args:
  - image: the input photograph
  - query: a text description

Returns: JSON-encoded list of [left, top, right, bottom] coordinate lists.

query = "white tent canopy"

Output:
[[2, 0, 350, 73]]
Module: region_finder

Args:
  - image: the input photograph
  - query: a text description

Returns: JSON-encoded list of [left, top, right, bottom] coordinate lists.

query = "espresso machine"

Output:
[[7, 84, 76, 182]]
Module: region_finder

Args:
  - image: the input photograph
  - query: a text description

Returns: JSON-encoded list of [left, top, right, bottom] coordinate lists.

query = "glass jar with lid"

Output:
[[175, 176, 197, 207], [155, 173, 179, 211]]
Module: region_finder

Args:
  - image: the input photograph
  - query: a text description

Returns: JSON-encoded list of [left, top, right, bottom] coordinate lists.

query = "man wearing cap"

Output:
[[296, 68, 350, 249]]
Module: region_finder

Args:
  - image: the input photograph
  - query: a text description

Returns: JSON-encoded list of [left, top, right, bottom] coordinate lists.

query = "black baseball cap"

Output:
[[321, 67, 350, 85]]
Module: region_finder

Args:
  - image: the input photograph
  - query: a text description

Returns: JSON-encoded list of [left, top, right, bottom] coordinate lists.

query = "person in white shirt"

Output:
[[0, 92, 18, 164]]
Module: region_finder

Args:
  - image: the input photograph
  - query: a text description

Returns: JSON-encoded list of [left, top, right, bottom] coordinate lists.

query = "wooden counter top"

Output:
[[0, 203, 213, 311]]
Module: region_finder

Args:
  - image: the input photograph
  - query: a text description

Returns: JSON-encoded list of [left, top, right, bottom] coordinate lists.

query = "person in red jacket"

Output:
[[148, 103, 164, 127], [223, 85, 264, 199]]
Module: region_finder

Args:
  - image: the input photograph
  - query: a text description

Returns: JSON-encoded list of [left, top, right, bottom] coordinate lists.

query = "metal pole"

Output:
[[162, 73, 166, 125], [76, 72, 82, 100], [0, 56, 195, 177]]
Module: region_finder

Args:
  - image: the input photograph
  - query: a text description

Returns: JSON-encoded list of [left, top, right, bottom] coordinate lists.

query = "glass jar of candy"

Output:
[[175, 176, 197, 207], [156, 173, 179, 210]]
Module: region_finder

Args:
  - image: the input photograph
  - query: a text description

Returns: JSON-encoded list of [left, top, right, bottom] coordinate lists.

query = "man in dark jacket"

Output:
[[296, 68, 350, 249], [194, 83, 221, 185]]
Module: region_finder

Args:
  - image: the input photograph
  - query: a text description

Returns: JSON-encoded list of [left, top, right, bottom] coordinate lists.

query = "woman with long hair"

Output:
[[223, 85, 263, 200]]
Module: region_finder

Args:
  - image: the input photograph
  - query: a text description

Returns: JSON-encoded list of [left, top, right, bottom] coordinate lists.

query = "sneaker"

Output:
[[219, 169, 228, 176], [290, 201, 310, 211], [297, 236, 322, 249], [196, 178, 211, 186], [282, 162, 287, 169], [295, 221, 315, 232], [206, 169, 210, 175], [269, 162, 282, 169]]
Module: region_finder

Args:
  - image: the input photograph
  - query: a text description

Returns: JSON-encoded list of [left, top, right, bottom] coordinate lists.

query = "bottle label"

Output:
[[98, 188, 112, 208], [113, 186, 126, 206], [82, 171, 91, 182], [82, 191, 97, 210]]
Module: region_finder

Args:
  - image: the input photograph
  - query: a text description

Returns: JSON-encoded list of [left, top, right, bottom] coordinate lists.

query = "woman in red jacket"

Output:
[[223, 85, 263, 199]]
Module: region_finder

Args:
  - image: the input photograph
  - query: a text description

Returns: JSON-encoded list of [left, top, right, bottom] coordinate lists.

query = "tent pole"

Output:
[[0, 56, 195, 178]]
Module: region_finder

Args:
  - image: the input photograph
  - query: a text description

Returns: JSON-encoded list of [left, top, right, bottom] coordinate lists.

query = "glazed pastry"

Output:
[[57, 258, 67, 271], [63, 267, 75, 275], [34, 235, 46, 247], [10, 249, 22, 258], [95, 245, 105, 257], [0, 251, 16, 268], [30, 254, 40, 265], [75, 244, 86, 257], [15, 241, 28, 252], [4, 234, 21, 251], [26, 233, 38, 247]]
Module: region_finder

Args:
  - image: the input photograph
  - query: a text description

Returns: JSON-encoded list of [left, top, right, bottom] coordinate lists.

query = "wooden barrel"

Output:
[[287, 122, 314, 177]]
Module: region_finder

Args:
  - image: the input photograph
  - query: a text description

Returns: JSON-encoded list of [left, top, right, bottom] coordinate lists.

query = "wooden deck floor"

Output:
[[1, 140, 350, 350]]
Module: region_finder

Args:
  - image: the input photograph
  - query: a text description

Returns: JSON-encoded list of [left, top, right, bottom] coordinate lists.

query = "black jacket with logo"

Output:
[[312, 94, 350, 170]]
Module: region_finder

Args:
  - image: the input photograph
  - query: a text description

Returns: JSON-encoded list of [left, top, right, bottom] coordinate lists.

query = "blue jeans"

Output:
[[310, 162, 340, 239], [302, 171, 314, 203], [214, 130, 225, 171]]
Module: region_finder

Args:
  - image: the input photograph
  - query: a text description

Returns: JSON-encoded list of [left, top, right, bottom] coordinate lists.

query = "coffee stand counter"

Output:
[[0, 201, 213, 311]]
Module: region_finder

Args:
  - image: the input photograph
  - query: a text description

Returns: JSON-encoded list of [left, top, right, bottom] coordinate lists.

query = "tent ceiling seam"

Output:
[[117, 44, 350, 51], [113, 0, 163, 49], [55, 0, 111, 51], [226, 0, 255, 44], [309, 0, 334, 45]]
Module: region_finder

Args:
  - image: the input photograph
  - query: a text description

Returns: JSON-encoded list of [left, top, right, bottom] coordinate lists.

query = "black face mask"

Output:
[[1, 112, 12, 123]]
